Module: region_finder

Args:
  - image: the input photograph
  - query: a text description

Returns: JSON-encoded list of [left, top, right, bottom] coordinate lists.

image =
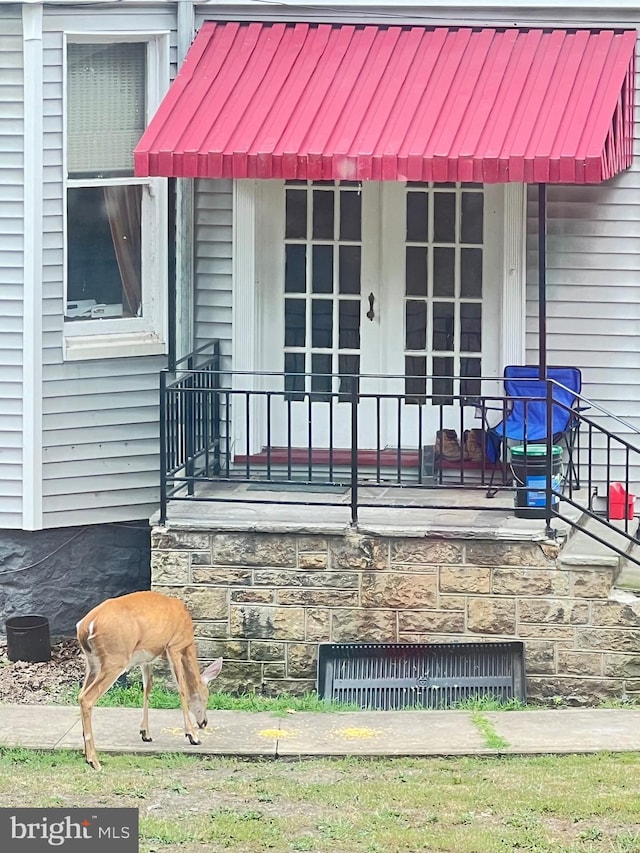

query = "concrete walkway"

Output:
[[1, 705, 640, 759]]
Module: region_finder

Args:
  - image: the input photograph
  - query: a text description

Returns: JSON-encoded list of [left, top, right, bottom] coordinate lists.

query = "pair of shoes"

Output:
[[463, 428, 485, 463], [435, 429, 462, 461]]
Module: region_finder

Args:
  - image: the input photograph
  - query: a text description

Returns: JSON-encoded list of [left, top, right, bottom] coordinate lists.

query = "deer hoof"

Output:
[[198, 719, 208, 729], [186, 733, 201, 746], [140, 729, 153, 743]]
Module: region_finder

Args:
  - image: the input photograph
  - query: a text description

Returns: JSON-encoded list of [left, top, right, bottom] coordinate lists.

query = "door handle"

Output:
[[367, 292, 375, 321]]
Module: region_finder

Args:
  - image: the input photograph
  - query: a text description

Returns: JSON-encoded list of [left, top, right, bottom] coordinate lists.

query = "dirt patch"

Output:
[[0, 637, 85, 704]]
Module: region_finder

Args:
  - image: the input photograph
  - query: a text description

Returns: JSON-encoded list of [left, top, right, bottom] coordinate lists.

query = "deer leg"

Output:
[[139, 663, 153, 742], [78, 660, 126, 771], [79, 658, 98, 695], [167, 649, 201, 746]]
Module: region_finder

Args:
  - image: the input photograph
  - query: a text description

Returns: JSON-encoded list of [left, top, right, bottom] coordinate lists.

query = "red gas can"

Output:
[[608, 482, 635, 520]]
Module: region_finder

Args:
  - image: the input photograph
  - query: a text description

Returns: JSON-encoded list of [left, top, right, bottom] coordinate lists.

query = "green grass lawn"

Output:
[[80, 679, 528, 715], [0, 748, 639, 853], [88, 681, 361, 714], [46, 680, 638, 850]]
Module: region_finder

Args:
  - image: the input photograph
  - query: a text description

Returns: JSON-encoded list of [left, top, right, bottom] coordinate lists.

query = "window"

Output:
[[64, 36, 168, 358]]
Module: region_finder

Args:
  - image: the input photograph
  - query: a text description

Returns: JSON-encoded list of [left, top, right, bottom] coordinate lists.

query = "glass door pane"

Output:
[[404, 183, 484, 404], [283, 182, 363, 402]]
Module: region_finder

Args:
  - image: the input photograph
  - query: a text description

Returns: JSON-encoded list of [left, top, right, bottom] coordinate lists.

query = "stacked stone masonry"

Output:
[[150, 529, 640, 704]]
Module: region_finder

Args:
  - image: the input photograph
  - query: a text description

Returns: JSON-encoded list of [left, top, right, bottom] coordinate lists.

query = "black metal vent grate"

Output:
[[318, 641, 526, 710]]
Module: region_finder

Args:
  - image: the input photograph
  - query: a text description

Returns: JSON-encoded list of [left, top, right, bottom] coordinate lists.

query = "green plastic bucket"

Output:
[[510, 444, 563, 519]]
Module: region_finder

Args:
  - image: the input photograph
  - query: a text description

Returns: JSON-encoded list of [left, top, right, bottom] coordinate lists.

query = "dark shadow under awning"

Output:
[[135, 23, 636, 183]]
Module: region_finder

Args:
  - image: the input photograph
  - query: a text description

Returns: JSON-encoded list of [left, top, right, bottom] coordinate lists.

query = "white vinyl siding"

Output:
[[194, 178, 233, 369], [0, 12, 24, 527], [525, 180, 640, 415], [525, 122, 640, 480], [37, 6, 176, 527]]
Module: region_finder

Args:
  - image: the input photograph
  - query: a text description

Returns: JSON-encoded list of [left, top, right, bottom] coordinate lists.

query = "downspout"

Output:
[[173, 0, 196, 369], [23, 2, 44, 530], [538, 182, 554, 538], [537, 182, 547, 380]]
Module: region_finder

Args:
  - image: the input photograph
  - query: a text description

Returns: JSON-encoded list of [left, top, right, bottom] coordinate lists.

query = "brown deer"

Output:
[[76, 590, 223, 770]]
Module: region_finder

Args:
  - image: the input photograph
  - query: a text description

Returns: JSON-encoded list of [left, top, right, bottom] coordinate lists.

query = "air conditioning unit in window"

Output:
[[90, 303, 123, 318], [66, 299, 97, 318]]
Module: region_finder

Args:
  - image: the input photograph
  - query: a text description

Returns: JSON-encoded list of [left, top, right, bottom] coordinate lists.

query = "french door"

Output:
[[256, 179, 502, 454]]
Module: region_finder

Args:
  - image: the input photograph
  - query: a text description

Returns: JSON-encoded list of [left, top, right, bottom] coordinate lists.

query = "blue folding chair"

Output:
[[484, 366, 584, 497]]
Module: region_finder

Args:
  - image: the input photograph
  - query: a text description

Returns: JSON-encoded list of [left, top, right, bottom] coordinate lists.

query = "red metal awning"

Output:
[[134, 23, 636, 183]]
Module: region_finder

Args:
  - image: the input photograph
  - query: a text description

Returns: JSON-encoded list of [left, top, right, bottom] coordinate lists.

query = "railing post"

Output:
[[350, 377, 358, 526], [159, 370, 168, 525], [212, 342, 221, 475], [545, 376, 554, 538], [185, 356, 195, 496]]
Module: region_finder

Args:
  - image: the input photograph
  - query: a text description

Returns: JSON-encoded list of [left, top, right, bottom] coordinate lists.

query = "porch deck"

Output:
[[151, 481, 587, 542]]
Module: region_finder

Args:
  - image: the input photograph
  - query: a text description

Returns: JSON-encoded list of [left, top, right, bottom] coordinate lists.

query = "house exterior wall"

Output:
[[1, 1, 638, 520], [0, 9, 25, 529], [0, 0, 637, 655], [35, 5, 177, 529], [151, 527, 640, 704]]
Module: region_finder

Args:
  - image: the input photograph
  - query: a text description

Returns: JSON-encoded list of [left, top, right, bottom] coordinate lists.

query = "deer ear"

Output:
[[201, 657, 223, 685]]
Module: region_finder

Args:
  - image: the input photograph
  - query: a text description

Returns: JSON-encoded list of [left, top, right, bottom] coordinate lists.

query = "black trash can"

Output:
[[511, 444, 563, 519], [5, 615, 51, 663]]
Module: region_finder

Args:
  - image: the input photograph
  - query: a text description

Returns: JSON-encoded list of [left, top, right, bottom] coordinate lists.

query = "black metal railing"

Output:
[[547, 385, 640, 564], [159, 341, 221, 513], [159, 353, 640, 566]]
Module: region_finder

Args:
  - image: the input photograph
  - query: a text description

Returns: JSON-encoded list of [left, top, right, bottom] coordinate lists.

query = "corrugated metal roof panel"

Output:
[[134, 23, 636, 183]]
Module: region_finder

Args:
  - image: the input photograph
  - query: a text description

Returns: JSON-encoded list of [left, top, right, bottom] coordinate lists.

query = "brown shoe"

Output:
[[435, 429, 462, 461], [463, 428, 485, 463]]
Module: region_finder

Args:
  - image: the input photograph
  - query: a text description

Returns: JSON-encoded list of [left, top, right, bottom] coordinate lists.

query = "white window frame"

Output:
[[62, 31, 170, 361]]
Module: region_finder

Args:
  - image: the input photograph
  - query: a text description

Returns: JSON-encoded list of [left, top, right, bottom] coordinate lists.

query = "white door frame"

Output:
[[501, 183, 527, 366], [232, 179, 526, 456], [232, 180, 263, 456]]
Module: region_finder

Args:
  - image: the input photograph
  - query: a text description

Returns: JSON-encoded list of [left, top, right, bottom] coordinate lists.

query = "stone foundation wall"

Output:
[[150, 528, 640, 705]]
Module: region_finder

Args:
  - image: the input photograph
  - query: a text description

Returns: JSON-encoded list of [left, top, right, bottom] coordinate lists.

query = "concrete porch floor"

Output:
[[151, 481, 588, 543]]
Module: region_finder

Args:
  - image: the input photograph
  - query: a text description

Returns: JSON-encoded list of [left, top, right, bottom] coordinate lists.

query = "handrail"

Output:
[[170, 340, 220, 370], [158, 355, 640, 566]]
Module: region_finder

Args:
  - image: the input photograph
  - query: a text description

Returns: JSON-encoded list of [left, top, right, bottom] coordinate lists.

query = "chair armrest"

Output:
[[464, 397, 510, 426], [463, 397, 506, 413]]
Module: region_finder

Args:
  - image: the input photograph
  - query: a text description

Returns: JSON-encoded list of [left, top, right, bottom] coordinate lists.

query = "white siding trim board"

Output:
[[23, 3, 44, 530]]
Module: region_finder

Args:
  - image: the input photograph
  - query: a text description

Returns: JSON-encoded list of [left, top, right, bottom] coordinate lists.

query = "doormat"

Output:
[[246, 482, 348, 494]]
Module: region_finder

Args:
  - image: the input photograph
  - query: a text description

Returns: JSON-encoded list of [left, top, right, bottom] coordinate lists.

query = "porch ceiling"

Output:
[[134, 23, 636, 184]]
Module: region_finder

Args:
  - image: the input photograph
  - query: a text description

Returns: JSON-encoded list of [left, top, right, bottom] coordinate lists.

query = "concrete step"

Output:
[[616, 558, 640, 592], [559, 514, 639, 581]]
